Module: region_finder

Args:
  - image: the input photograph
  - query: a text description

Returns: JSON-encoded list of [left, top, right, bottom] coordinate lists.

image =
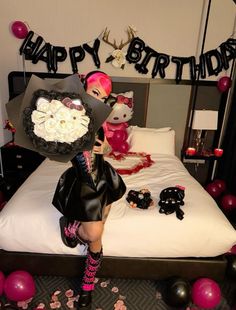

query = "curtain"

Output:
[[216, 79, 236, 194]]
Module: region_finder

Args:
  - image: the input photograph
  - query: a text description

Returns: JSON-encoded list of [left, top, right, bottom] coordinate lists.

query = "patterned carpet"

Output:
[[1, 276, 235, 310]]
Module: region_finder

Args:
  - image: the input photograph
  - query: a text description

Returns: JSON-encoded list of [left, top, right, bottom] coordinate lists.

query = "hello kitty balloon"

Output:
[[104, 91, 134, 154]]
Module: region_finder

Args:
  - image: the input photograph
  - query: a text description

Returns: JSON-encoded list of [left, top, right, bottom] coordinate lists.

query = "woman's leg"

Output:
[[77, 205, 112, 308], [77, 221, 103, 308]]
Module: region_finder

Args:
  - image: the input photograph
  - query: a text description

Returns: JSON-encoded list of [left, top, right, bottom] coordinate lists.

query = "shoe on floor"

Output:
[[77, 290, 92, 309]]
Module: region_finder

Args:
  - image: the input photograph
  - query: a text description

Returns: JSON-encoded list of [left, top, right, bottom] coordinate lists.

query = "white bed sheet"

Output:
[[0, 153, 235, 258]]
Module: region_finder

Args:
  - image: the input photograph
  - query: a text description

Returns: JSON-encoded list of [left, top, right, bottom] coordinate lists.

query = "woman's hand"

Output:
[[93, 138, 112, 155]]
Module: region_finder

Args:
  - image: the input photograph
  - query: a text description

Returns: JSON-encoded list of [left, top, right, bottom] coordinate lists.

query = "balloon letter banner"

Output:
[[18, 28, 236, 81]]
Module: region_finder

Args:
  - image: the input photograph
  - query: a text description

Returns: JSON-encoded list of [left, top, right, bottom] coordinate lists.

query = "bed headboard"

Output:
[[8, 71, 150, 127]]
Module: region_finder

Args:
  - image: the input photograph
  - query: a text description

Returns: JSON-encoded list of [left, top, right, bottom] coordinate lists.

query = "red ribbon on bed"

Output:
[[107, 151, 155, 175]]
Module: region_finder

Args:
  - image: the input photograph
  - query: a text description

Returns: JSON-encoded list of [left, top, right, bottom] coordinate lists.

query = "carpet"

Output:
[[1, 276, 236, 310]]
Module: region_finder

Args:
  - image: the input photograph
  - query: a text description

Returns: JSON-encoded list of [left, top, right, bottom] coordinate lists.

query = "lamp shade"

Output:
[[192, 110, 218, 130]]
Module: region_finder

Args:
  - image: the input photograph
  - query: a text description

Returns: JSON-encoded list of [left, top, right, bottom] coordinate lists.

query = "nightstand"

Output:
[[1, 144, 45, 200], [182, 151, 222, 186]]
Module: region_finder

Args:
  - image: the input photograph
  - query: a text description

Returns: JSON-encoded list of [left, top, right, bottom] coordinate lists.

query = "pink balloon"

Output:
[[192, 278, 221, 309], [213, 179, 226, 193], [4, 270, 36, 301], [221, 194, 236, 212], [205, 182, 222, 199], [0, 271, 5, 296], [112, 130, 128, 143], [11, 21, 28, 39], [217, 76, 231, 92]]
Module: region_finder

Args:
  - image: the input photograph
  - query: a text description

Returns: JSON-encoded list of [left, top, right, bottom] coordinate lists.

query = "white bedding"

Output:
[[0, 153, 235, 258]]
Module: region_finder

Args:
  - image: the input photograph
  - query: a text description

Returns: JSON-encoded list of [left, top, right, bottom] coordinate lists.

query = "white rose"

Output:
[[50, 100, 64, 113], [111, 49, 126, 68], [44, 118, 57, 133], [31, 110, 47, 124], [36, 100, 50, 112]]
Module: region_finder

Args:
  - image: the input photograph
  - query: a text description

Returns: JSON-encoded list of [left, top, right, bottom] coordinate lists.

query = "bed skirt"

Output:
[[0, 250, 227, 281]]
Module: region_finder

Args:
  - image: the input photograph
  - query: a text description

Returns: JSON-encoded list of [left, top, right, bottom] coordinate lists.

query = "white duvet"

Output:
[[0, 153, 235, 258]]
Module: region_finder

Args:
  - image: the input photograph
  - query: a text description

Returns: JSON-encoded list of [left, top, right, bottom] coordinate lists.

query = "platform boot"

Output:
[[77, 247, 103, 309]]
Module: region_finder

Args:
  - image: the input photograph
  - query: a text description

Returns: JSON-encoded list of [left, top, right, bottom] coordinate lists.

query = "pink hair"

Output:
[[86, 71, 112, 96]]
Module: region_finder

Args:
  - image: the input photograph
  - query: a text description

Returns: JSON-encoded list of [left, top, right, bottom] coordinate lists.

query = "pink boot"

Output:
[[77, 248, 103, 308]]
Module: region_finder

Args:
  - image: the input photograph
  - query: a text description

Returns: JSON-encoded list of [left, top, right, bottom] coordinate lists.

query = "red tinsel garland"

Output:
[[108, 151, 155, 175]]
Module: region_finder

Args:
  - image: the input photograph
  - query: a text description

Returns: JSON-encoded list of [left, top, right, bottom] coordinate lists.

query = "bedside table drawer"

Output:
[[1, 146, 45, 172]]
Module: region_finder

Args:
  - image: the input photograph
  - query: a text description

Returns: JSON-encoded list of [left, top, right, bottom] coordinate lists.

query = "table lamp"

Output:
[[192, 110, 218, 153]]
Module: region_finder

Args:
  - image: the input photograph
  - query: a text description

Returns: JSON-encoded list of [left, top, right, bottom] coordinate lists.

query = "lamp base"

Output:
[[193, 130, 207, 154]]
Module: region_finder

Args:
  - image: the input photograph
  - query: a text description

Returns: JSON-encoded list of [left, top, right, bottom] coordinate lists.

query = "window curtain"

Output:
[[216, 80, 236, 194]]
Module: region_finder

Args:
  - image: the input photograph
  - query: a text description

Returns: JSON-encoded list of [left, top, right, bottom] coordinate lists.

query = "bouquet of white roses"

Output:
[[6, 74, 112, 162]]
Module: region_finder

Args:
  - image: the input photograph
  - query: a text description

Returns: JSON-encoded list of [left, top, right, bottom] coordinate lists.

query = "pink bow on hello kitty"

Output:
[[116, 95, 133, 108]]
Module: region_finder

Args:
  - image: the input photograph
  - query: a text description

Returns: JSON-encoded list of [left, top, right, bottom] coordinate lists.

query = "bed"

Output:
[[0, 72, 235, 281]]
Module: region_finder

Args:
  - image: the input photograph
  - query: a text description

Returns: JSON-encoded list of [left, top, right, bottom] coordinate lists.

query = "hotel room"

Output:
[[0, 0, 236, 309]]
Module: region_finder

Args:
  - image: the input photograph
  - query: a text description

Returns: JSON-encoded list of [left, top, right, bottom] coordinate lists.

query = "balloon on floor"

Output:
[[191, 277, 221, 309], [163, 276, 191, 307], [4, 270, 36, 302]]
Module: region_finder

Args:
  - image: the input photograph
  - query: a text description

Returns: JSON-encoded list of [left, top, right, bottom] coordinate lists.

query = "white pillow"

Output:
[[128, 125, 172, 133], [128, 127, 175, 155]]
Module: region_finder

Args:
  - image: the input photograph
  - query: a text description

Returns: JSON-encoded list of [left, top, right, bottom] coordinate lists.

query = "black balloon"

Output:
[[152, 53, 170, 78], [83, 38, 101, 68], [163, 277, 191, 308], [126, 37, 145, 64], [51, 46, 67, 73], [220, 39, 236, 70], [69, 45, 85, 73], [226, 255, 236, 279], [171, 57, 191, 83], [135, 46, 157, 74], [189, 55, 206, 81], [32, 42, 52, 72], [205, 49, 223, 76], [19, 31, 44, 60]]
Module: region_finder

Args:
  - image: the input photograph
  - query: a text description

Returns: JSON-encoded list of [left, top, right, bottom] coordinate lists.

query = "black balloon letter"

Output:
[[152, 53, 170, 79], [19, 31, 44, 60], [135, 46, 157, 74], [32, 42, 53, 72], [126, 37, 145, 64], [171, 57, 191, 83], [205, 49, 223, 76], [51, 46, 67, 73], [69, 46, 85, 73], [83, 38, 101, 68]]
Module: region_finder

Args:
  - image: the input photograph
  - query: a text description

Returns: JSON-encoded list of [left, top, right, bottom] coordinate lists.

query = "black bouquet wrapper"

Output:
[[6, 74, 112, 162]]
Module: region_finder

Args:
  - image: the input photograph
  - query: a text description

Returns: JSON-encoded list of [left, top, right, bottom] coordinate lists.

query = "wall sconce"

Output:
[[192, 110, 218, 154]]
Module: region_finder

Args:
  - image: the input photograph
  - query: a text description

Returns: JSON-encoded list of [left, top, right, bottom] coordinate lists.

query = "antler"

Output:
[[102, 26, 136, 50], [102, 28, 119, 49], [118, 26, 135, 49]]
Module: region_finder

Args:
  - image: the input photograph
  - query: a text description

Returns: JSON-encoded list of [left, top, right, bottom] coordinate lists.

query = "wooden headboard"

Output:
[[8, 71, 150, 127]]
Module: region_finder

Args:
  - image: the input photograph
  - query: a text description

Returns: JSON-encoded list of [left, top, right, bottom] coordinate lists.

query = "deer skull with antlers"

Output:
[[102, 26, 136, 69]]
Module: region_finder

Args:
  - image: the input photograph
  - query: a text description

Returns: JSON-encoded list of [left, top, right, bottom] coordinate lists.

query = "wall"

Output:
[[0, 0, 235, 147]]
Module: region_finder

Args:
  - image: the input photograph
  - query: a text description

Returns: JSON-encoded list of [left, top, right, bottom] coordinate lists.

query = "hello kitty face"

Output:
[[31, 96, 90, 143], [22, 89, 94, 157], [106, 91, 134, 124]]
